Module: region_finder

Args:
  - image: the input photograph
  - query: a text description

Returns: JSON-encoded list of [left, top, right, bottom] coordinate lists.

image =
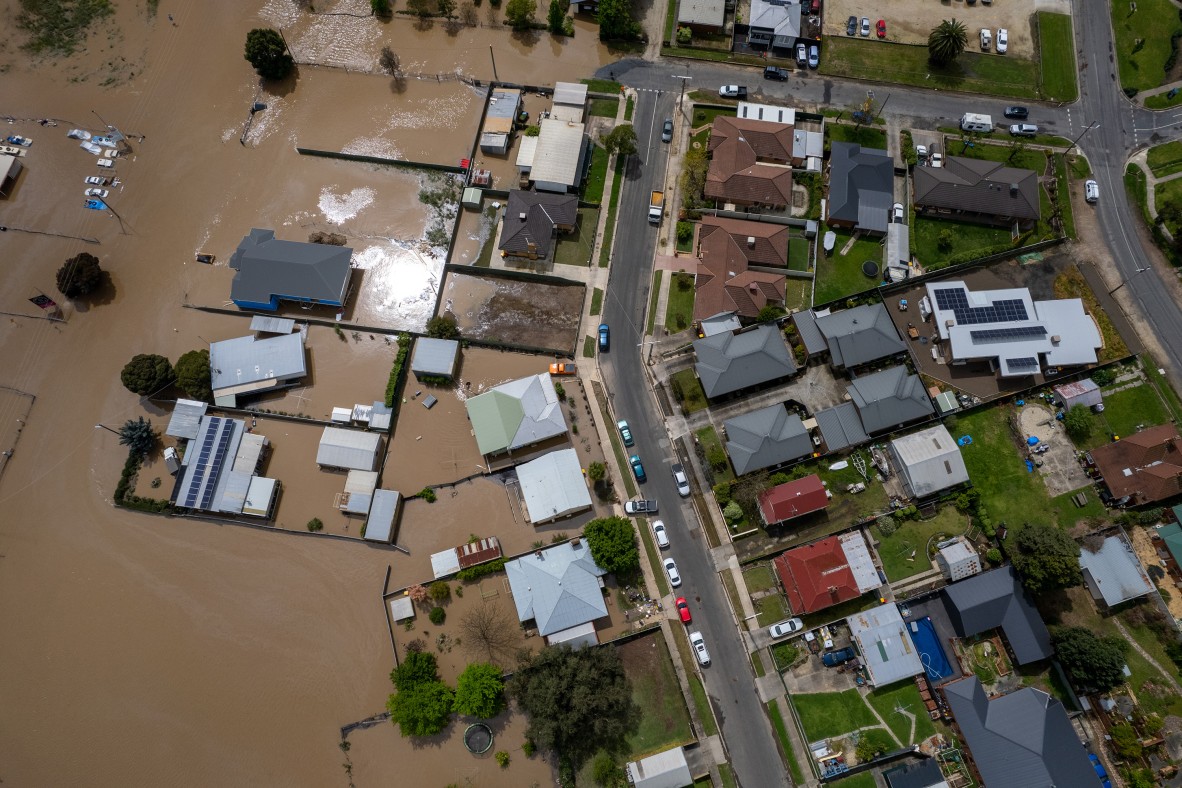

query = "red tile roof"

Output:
[[759, 474, 829, 525], [773, 535, 861, 614], [1092, 424, 1182, 505]]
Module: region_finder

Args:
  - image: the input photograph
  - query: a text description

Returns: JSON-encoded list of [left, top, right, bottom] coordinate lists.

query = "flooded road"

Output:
[[0, 0, 610, 784]]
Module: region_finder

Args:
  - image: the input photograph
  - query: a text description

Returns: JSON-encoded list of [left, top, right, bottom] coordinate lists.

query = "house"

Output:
[[1053, 378, 1102, 410], [1079, 532, 1154, 608], [814, 402, 871, 453], [848, 366, 936, 435], [693, 324, 797, 399], [913, 156, 1040, 228], [936, 537, 982, 582], [746, 0, 803, 50], [1091, 424, 1182, 505], [847, 603, 924, 687], [316, 427, 382, 471], [479, 87, 522, 155], [759, 473, 830, 526], [693, 217, 789, 322], [498, 189, 579, 262], [364, 489, 402, 544], [519, 119, 588, 193], [0, 154, 22, 196], [888, 424, 970, 498], [228, 228, 352, 312], [410, 337, 460, 381], [171, 415, 280, 518], [626, 747, 693, 788], [209, 332, 307, 407], [814, 302, 907, 370], [942, 677, 1097, 788], [678, 0, 726, 33], [723, 404, 813, 476], [504, 539, 609, 647], [826, 142, 894, 235], [706, 116, 795, 209], [551, 82, 588, 123], [465, 373, 568, 457], [883, 759, 948, 788], [941, 566, 1052, 665], [773, 531, 880, 614], [924, 281, 1102, 378], [515, 448, 593, 524]]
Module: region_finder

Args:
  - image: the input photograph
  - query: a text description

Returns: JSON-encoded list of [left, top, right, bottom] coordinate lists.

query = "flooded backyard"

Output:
[[441, 270, 586, 352]]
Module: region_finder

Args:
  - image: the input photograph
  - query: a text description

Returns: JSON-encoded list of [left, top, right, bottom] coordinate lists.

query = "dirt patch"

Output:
[[823, 0, 1039, 59], [441, 270, 585, 352], [1131, 526, 1182, 621], [1016, 402, 1090, 496]]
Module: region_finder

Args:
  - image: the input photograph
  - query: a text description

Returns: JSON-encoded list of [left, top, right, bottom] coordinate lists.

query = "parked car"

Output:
[[661, 118, 673, 143], [860, 17, 870, 36], [979, 28, 991, 50], [617, 419, 634, 447], [764, 65, 788, 81], [96, 158, 114, 168], [996, 28, 1008, 54], [845, 15, 857, 35], [915, 143, 928, 161], [930, 150, 943, 168], [1009, 123, 1038, 137], [672, 463, 691, 497], [629, 454, 647, 483], [796, 43, 808, 67], [624, 499, 658, 515], [892, 203, 904, 222], [1085, 179, 1100, 203], [676, 597, 692, 623], [664, 557, 682, 588], [769, 618, 804, 639], [876, 19, 886, 38], [1004, 106, 1029, 119], [84, 176, 110, 186], [718, 85, 748, 98], [598, 323, 610, 351], [652, 519, 670, 548], [822, 647, 857, 667], [689, 630, 711, 665], [808, 45, 820, 69], [84, 188, 108, 198]]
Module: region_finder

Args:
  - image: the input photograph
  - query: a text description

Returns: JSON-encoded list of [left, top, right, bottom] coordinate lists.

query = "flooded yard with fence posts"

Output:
[[440, 270, 586, 352]]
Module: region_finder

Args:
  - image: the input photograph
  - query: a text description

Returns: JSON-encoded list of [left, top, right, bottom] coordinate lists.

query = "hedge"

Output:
[[114, 449, 173, 513], [384, 333, 413, 408], [457, 557, 507, 581]]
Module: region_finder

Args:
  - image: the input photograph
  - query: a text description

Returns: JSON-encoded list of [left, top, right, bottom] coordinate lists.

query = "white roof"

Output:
[[210, 332, 306, 395], [330, 407, 352, 423], [316, 427, 381, 470], [249, 315, 295, 334], [242, 477, 278, 517], [516, 135, 538, 168], [545, 620, 598, 648], [232, 432, 268, 473], [678, 0, 726, 27], [839, 531, 881, 593], [737, 102, 795, 125], [847, 603, 924, 687], [431, 547, 462, 579], [939, 538, 978, 566], [553, 82, 588, 106], [531, 119, 585, 187], [626, 747, 692, 788], [889, 425, 971, 497], [345, 469, 379, 496], [516, 448, 593, 523], [365, 489, 401, 543], [388, 595, 414, 622]]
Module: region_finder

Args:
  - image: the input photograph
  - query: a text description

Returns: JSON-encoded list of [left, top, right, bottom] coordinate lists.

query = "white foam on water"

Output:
[[318, 186, 376, 224]]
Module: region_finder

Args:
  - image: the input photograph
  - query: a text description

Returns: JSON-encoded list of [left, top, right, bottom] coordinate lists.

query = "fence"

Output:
[[295, 146, 464, 173]]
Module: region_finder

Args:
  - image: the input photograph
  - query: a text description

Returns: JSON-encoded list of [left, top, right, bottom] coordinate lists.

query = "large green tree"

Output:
[[119, 417, 158, 457], [387, 680, 455, 737], [548, 0, 566, 33], [1052, 626, 1128, 692], [1010, 522, 1082, 594], [505, 0, 536, 29], [453, 662, 506, 719], [601, 124, 638, 159], [244, 28, 294, 81], [120, 353, 175, 397], [174, 349, 213, 402], [391, 651, 441, 692], [1063, 404, 1095, 442], [583, 516, 639, 575], [596, 0, 640, 41], [56, 252, 103, 298], [426, 315, 460, 339], [507, 645, 638, 768], [927, 19, 967, 65]]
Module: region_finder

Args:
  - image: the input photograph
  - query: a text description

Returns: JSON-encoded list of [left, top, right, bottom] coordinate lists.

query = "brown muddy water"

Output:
[[0, 0, 611, 784], [441, 270, 586, 351]]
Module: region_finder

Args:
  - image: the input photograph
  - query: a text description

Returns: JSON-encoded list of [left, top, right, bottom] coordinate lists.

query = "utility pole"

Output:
[[1070, 120, 1099, 153], [672, 74, 692, 119], [94, 423, 120, 436], [1109, 266, 1150, 296], [489, 45, 498, 83]]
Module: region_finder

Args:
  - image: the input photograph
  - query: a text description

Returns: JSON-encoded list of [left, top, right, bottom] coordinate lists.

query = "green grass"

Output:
[[819, 38, 1041, 99], [15, 0, 114, 55], [624, 96, 635, 121], [756, 594, 790, 626], [1155, 178, 1182, 233], [792, 690, 878, 741], [690, 104, 737, 131], [829, 773, 878, 788], [742, 564, 778, 593], [874, 506, 970, 582], [1126, 164, 1152, 226], [672, 369, 710, 414], [636, 516, 670, 597], [662, 44, 771, 67], [582, 335, 596, 358], [1103, 383, 1171, 438], [582, 78, 623, 94], [664, 272, 696, 332], [663, 0, 677, 40], [593, 380, 637, 499], [1144, 354, 1182, 422], [689, 674, 719, 737], [589, 97, 620, 119], [753, 650, 767, 678], [590, 287, 603, 316], [784, 277, 812, 312], [814, 231, 883, 305], [956, 139, 1048, 171], [1037, 13, 1078, 102], [771, 641, 800, 671], [624, 635, 693, 755], [1146, 89, 1182, 109], [767, 702, 808, 785], [1069, 154, 1092, 180], [1111, 0, 1182, 93], [719, 763, 738, 788], [1149, 140, 1182, 179], [1053, 154, 1076, 239], [788, 237, 811, 272], [598, 155, 626, 267], [582, 144, 610, 205], [1049, 486, 1107, 522], [553, 207, 599, 267], [695, 425, 734, 482], [866, 684, 937, 745], [676, 222, 695, 253], [911, 216, 1015, 270], [826, 122, 888, 149], [646, 271, 663, 334]]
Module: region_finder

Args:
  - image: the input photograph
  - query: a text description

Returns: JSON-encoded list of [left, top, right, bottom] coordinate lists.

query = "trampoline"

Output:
[[464, 723, 493, 754], [909, 616, 954, 681], [862, 260, 879, 278]]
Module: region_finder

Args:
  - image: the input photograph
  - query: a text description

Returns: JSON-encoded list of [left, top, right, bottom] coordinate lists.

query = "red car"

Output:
[[876, 19, 886, 38], [675, 597, 692, 623]]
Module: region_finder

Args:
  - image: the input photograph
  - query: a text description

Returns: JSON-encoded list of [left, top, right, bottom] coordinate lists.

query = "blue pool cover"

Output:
[[908, 616, 954, 681]]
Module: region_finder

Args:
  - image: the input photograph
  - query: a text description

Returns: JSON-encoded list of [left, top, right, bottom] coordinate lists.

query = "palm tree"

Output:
[[119, 417, 158, 458], [928, 19, 968, 65]]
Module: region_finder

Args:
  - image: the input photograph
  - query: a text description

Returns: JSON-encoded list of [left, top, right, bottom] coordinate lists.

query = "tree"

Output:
[[391, 650, 441, 691], [56, 252, 103, 297], [548, 0, 566, 33], [680, 147, 709, 209], [757, 305, 786, 323], [1052, 626, 1128, 691], [507, 645, 639, 767], [587, 461, 606, 482], [460, 601, 521, 663], [120, 353, 175, 397], [453, 662, 506, 718], [582, 516, 639, 575], [928, 19, 967, 65], [119, 417, 158, 457], [937, 228, 954, 252], [429, 580, 451, 602], [407, 583, 429, 605], [174, 349, 213, 402], [371, 0, 392, 15], [243, 28, 294, 81], [387, 680, 455, 737], [722, 501, 743, 524], [379, 46, 401, 75], [1064, 404, 1095, 442], [596, 0, 640, 40], [1109, 722, 1142, 760], [407, 0, 433, 17], [855, 728, 893, 762], [437, 0, 455, 17], [601, 124, 638, 159], [460, 1, 478, 25], [592, 752, 627, 787], [426, 315, 460, 339], [1010, 522, 1082, 594], [505, 0, 536, 29]]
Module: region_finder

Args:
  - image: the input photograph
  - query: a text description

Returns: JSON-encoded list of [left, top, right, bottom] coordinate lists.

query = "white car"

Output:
[[980, 28, 991, 50], [996, 28, 1008, 54], [84, 188, 108, 198], [84, 176, 108, 186], [915, 144, 928, 161], [689, 631, 711, 666], [930, 151, 943, 168], [96, 158, 114, 168], [860, 17, 870, 36], [663, 557, 682, 588], [672, 463, 691, 497], [769, 618, 805, 639], [1085, 179, 1099, 203], [718, 85, 747, 98], [892, 203, 905, 222], [652, 519, 670, 549]]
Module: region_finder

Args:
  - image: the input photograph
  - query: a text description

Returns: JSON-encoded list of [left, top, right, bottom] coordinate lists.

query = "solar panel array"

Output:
[[1006, 357, 1040, 372], [968, 326, 1048, 344], [932, 287, 1029, 325], [182, 416, 234, 509]]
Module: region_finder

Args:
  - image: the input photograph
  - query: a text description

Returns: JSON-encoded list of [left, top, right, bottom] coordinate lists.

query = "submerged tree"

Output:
[[120, 353, 175, 397], [119, 417, 158, 458], [174, 349, 213, 402], [56, 252, 103, 298], [244, 28, 294, 81]]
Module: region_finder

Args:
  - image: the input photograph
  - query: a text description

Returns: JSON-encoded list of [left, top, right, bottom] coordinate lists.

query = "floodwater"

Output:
[[442, 270, 586, 351], [0, 0, 613, 784]]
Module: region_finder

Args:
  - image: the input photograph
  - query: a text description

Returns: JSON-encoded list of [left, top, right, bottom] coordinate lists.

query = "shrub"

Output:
[[1091, 367, 1116, 386], [1064, 404, 1095, 442], [1110, 722, 1142, 760], [876, 514, 899, 536], [121, 353, 175, 397], [722, 501, 743, 524], [419, 486, 437, 503], [706, 444, 728, 471], [384, 334, 412, 408], [429, 606, 446, 624], [855, 728, 893, 762], [307, 518, 324, 532], [457, 557, 506, 581], [985, 547, 1002, 564], [495, 750, 510, 768], [713, 482, 732, 505], [676, 221, 694, 244], [554, 382, 566, 401], [426, 315, 460, 339], [937, 229, 954, 252], [429, 580, 451, 602], [522, 739, 536, 757]]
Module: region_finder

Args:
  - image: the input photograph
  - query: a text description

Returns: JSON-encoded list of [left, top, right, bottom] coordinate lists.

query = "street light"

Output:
[[1108, 266, 1151, 296], [94, 423, 120, 436], [671, 74, 692, 119], [1069, 120, 1099, 152]]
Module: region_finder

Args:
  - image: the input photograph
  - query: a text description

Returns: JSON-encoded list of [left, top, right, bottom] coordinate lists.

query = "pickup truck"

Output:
[[648, 191, 664, 224], [624, 499, 658, 515], [548, 362, 577, 375]]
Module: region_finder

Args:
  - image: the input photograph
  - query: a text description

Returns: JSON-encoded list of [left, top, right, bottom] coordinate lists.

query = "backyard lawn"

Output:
[[757, 594, 791, 626], [1037, 13, 1078, 102], [874, 506, 971, 582], [911, 216, 1014, 270], [582, 144, 609, 205], [553, 207, 599, 266], [1147, 140, 1182, 179], [789, 237, 811, 272], [814, 231, 883, 305], [589, 96, 619, 119], [1111, 0, 1182, 93], [742, 564, 779, 594], [866, 683, 938, 744], [792, 690, 878, 741], [784, 277, 812, 313], [827, 122, 888, 149], [829, 773, 877, 788], [664, 272, 696, 333], [1101, 382, 1171, 438], [673, 369, 709, 415]]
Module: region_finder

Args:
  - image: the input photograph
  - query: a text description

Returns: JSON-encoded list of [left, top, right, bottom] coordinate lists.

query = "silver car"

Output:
[[663, 557, 682, 588], [690, 631, 711, 666], [672, 463, 691, 497], [661, 118, 673, 143], [768, 618, 804, 639]]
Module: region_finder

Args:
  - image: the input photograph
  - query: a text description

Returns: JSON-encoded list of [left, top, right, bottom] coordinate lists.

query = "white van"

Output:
[[960, 113, 993, 133]]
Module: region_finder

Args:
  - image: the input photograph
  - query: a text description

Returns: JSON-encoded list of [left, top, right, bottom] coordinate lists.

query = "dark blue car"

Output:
[[822, 647, 856, 667], [629, 454, 647, 483], [598, 323, 610, 352]]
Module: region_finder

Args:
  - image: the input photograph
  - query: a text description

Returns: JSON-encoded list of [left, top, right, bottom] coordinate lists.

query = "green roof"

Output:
[[466, 390, 524, 455], [1160, 521, 1182, 566]]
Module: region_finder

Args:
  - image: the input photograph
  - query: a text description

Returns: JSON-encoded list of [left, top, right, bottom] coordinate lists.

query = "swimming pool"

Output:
[[909, 616, 954, 681]]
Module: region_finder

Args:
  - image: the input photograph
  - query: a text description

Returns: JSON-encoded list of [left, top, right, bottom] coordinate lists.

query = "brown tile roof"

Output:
[[694, 217, 788, 320], [1092, 424, 1182, 504], [706, 117, 795, 206], [708, 116, 795, 161]]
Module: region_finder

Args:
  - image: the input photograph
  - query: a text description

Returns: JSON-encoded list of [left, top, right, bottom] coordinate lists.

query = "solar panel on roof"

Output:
[[968, 326, 1048, 343], [1006, 357, 1039, 371], [933, 287, 1029, 325]]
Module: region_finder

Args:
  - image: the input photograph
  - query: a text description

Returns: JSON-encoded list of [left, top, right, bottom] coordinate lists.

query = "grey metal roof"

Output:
[[941, 566, 1052, 664], [498, 190, 579, 258], [1079, 534, 1154, 607], [249, 315, 295, 334], [724, 404, 813, 476], [815, 402, 870, 452], [889, 425, 970, 497], [816, 302, 906, 368], [530, 119, 586, 188], [410, 337, 460, 377], [228, 228, 352, 308], [369, 401, 393, 431], [505, 541, 608, 636], [364, 489, 401, 543], [166, 399, 209, 440], [210, 333, 307, 394], [174, 415, 245, 512], [553, 82, 588, 107], [827, 142, 894, 233], [747, 0, 801, 38], [516, 448, 593, 523], [943, 677, 1097, 788], [847, 603, 924, 687], [693, 324, 797, 398], [626, 747, 693, 788], [913, 156, 1040, 221], [886, 221, 910, 267], [883, 759, 947, 788], [793, 310, 829, 355], [316, 427, 382, 471], [849, 366, 935, 434], [700, 311, 743, 337]]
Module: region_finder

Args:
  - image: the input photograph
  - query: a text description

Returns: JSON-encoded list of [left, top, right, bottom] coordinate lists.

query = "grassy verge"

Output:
[[598, 155, 626, 267], [792, 690, 877, 740], [1053, 266, 1129, 360], [625, 96, 635, 121], [661, 44, 770, 67], [814, 231, 883, 305], [582, 144, 609, 205], [1125, 163, 1153, 225], [646, 270, 663, 334], [1149, 140, 1182, 178], [1053, 154, 1076, 238], [672, 369, 709, 414], [582, 78, 623, 93], [767, 702, 808, 785], [695, 425, 734, 482], [664, 272, 696, 332], [636, 516, 670, 597], [663, 0, 678, 42], [1144, 354, 1182, 422], [594, 380, 638, 498], [589, 97, 620, 119], [1037, 12, 1078, 102], [590, 287, 604, 316], [688, 674, 719, 737], [1069, 154, 1092, 179], [582, 335, 596, 358], [1110, 0, 1182, 93], [826, 122, 888, 149], [719, 567, 745, 620], [718, 763, 738, 788], [1146, 89, 1182, 109]]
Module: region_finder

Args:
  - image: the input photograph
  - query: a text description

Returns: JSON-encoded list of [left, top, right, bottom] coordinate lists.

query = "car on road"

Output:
[[676, 597, 692, 623], [1009, 123, 1038, 137], [1004, 106, 1029, 119], [860, 17, 870, 36], [768, 618, 804, 639], [808, 45, 820, 69], [822, 646, 857, 667], [624, 499, 658, 515], [846, 15, 857, 35], [876, 19, 886, 38], [764, 65, 788, 80], [672, 463, 691, 497], [892, 202, 904, 222], [629, 454, 647, 483], [598, 323, 610, 351], [795, 43, 808, 67], [664, 557, 682, 588], [689, 630, 711, 666], [718, 85, 748, 98], [979, 28, 991, 50], [661, 118, 673, 143], [84, 188, 108, 198], [996, 28, 1008, 54], [1085, 179, 1100, 203], [617, 419, 634, 447], [652, 519, 670, 548]]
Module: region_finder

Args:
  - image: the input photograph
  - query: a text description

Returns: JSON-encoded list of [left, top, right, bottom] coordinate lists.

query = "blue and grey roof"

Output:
[[724, 404, 813, 476], [229, 228, 352, 307], [410, 337, 460, 377], [848, 366, 935, 434], [693, 324, 797, 399], [210, 332, 306, 394], [827, 142, 894, 234], [815, 402, 871, 452], [815, 302, 906, 369], [941, 566, 1052, 664], [1079, 533, 1154, 607], [505, 541, 608, 636]]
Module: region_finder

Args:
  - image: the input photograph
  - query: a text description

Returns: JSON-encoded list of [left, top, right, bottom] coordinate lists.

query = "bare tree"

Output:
[[460, 601, 520, 663], [459, 1, 478, 26], [379, 45, 401, 75]]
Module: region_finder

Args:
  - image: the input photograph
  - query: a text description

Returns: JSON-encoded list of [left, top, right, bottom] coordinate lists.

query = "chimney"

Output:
[[747, 236, 756, 248], [1009, 183, 1019, 196], [1051, 335, 1061, 344], [519, 212, 527, 221], [749, 283, 759, 294]]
